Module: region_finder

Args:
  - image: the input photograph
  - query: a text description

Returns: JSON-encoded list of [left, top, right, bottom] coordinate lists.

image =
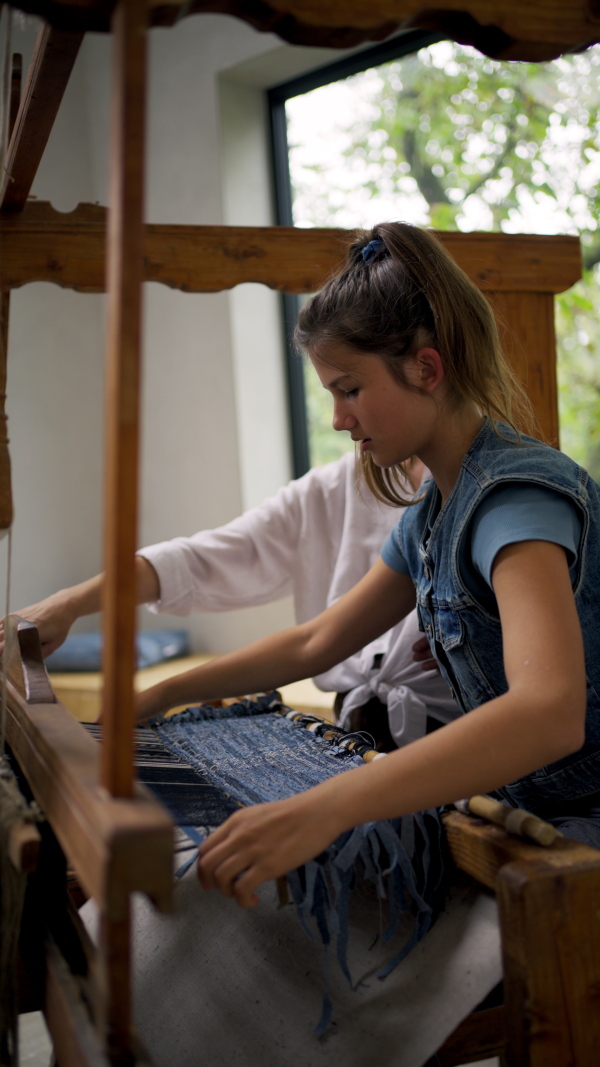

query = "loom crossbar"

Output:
[[0, 204, 582, 448], [6, 0, 600, 60], [0, 205, 582, 295]]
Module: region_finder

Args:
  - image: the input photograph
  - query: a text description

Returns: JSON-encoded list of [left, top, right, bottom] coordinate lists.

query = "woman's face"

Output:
[[310, 342, 440, 469]]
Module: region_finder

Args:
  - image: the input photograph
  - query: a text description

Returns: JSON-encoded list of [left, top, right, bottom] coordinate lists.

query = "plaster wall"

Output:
[[1, 14, 348, 652]]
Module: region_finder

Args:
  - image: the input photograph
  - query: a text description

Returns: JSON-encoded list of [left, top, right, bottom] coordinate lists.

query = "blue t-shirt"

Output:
[[381, 483, 582, 610]]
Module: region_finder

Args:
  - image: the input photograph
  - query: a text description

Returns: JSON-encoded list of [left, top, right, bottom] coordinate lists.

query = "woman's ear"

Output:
[[411, 348, 444, 394]]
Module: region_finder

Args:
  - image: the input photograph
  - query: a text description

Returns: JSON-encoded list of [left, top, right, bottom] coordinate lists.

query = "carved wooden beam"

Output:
[[5, 0, 600, 59], [0, 201, 583, 295], [0, 203, 578, 444], [0, 22, 83, 212]]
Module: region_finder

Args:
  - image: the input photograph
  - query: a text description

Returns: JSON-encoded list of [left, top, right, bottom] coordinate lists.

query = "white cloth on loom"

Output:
[[139, 453, 458, 746], [82, 865, 502, 1067]]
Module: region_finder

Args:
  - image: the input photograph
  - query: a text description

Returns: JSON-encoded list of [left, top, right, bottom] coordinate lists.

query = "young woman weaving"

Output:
[[132, 223, 600, 903]]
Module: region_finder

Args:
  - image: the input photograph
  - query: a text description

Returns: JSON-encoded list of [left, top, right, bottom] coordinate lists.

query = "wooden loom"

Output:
[[1, 2, 600, 1066]]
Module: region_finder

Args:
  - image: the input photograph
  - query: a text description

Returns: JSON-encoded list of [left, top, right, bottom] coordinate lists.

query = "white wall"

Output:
[[1, 14, 356, 651], [4, 22, 107, 608], [219, 78, 291, 512]]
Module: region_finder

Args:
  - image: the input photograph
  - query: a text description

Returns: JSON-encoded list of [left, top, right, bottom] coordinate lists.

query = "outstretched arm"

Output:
[[135, 559, 417, 720], [198, 540, 586, 907], [1, 555, 160, 656]]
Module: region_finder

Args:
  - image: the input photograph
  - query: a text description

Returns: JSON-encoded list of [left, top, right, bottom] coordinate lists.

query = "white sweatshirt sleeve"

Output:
[[139, 455, 364, 619], [139, 453, 458, 739]]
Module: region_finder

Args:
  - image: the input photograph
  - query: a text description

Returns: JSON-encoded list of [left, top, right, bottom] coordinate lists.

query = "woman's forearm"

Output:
[[8, 556, 161, 656], [317, 683, 585, 836], [136, 620, 328, 719], [136, 560, 417, 720], [323, 539, 586, 831], [60, 555, 160, 618], [198, 680, 586, 909]]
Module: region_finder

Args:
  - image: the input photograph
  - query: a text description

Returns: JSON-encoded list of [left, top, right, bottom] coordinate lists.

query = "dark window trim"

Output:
[[269, 29, 443, 107], [268, 30, 442, 477]]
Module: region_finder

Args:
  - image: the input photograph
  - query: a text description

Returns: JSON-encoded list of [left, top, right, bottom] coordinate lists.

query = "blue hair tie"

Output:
[[361, 237, 386, 264]]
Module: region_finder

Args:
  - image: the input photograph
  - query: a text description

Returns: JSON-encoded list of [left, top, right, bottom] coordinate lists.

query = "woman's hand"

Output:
[[0, 590, 78, 657], [197, 792, 344, 908], [1, 559, 160, 660], [411, 635, 439, 672]]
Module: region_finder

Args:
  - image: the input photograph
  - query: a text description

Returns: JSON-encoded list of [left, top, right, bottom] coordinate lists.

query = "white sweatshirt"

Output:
[[139, 454, 458, 746]]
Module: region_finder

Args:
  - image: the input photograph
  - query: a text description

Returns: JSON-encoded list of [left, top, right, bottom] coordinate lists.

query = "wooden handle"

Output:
[[467, 795, 562, 847]]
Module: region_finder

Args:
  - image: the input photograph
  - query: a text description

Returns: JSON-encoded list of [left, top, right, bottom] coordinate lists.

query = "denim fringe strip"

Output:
[[150, 695, 449, 1034]]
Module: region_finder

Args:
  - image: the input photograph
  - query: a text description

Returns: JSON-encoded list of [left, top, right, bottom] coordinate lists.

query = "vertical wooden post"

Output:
[[497, 858, 600, 1066], [490, 290, 559, 447], [101, 0, 146, 799], [99, 906, 134, 1065], [99, 1, 147, 1056], [0, 289, 13, 531]]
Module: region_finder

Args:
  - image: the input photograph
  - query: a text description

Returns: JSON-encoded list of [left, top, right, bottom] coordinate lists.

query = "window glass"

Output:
[[285, 41, 600, 474]]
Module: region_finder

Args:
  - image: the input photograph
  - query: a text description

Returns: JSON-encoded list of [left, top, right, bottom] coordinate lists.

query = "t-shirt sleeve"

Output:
[[381, 522, 411, 575], [471, 483, 582, 588]]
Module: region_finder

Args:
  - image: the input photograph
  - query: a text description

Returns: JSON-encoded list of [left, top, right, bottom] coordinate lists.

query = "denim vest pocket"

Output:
[[434, 604, 497, 708], [434, 604, 462, 650]]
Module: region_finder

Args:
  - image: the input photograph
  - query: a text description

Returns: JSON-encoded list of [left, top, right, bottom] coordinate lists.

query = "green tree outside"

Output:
[[287, 41, 600, 473]]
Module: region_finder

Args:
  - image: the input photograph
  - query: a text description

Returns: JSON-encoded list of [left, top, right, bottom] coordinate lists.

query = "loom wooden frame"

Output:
[[1, 2, 600, 1065]]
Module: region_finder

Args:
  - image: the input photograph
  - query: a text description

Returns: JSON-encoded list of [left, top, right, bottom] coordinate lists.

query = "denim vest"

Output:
[[399, 419, 600, 809]]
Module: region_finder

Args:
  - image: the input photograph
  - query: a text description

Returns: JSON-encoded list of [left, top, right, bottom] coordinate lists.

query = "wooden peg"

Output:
[[460, 794, 562, 847]]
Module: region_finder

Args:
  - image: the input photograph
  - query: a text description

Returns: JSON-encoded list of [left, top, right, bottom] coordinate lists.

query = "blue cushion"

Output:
[[45, 630, 190, 672]]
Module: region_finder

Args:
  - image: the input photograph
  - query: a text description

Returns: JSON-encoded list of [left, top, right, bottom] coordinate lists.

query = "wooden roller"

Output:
[[456, 795, 562, 847]]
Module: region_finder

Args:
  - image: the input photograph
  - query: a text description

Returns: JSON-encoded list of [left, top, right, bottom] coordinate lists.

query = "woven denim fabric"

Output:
[[84, 722, 241, 830], [152, 692, 368, 806], [152, 695, 449, 1034]]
